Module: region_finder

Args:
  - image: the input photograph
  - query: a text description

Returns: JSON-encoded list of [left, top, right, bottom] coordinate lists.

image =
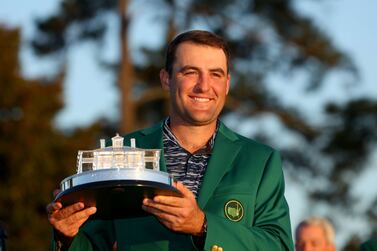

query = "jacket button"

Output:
[[212, 245, 223, 251]]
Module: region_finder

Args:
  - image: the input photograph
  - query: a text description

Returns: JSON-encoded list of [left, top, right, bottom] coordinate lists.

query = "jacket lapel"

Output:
[[197, 123, 242, 208]]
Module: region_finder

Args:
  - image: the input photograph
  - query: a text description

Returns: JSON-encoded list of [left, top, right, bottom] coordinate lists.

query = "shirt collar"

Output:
[[163, 117, 218, 154]]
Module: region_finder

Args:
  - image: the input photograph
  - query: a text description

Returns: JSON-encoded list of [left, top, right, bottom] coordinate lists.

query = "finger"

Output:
[[142, 203, 177, 218], [46, 202, 61, 213], [46, 202, 62, 214], [175, 182, 195, 199], [142, 205, 177, 228], [53, 202, 85, 220], [143, 198, 184, 215], [51, 207, 96, 238], [52, 206, 96, 227], [142, 204, 163, 216], [151, 196, 183, 207], [172, 180, 178, 188], [69, 207, 97, 223]]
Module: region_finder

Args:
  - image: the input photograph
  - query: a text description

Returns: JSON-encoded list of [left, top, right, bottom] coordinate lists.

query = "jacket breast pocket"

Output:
[[206, 186, 255, 226]]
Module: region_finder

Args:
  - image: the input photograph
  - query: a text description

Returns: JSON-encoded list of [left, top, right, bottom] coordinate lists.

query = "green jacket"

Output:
[[63, 121, 293, 251]]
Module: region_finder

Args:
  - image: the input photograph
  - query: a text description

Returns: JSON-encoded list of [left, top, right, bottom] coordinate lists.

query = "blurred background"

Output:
[[1, 0, 377, 250]]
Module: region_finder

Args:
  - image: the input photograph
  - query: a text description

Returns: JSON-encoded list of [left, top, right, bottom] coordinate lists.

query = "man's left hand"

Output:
[[142, 181, 205, 236]]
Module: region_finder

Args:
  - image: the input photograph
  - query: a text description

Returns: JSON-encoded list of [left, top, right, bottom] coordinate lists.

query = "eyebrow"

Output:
[[179, 65, 200, 73], [178, 65, 226, 76]]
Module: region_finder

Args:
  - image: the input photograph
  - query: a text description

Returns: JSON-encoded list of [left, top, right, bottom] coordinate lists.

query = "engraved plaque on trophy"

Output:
[[55, 134, 181, 219]]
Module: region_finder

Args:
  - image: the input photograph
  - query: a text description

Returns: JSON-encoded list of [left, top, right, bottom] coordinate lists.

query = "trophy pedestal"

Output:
[[55, 168, 181, 219]]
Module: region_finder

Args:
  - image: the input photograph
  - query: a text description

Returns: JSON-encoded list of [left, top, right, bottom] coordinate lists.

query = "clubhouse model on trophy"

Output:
[[55, 134, 181, 219]]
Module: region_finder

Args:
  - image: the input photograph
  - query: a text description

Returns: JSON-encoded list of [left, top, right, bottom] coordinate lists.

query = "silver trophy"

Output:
[[55, 134, 181, 219]]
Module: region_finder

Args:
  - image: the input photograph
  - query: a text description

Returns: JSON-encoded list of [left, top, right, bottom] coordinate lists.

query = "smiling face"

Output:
[[160, 42, 230, 127]]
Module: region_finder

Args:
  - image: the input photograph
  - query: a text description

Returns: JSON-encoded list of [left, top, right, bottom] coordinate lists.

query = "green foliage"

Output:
[[0, 26, 107, 250], [32, 0, 117, 55], [311, 99, 377, 205]]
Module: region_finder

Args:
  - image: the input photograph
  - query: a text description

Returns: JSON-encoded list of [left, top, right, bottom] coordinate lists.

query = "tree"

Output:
[[32, 0, 353, 133], [0, 25, 107, 250], [31, 0, 142, 133]]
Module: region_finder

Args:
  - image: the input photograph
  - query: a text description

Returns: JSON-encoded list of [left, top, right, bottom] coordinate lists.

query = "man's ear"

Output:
[[160, 69, 170, 91], [226, 73, 231, 95]]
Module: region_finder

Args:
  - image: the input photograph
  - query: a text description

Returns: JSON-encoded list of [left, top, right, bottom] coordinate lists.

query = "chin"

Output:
[[188, 117, 217, 126]]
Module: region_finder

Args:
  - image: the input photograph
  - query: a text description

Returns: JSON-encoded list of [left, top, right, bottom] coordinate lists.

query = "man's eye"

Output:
[[184, 71, 197, 75], [211, 72, 223, 78]]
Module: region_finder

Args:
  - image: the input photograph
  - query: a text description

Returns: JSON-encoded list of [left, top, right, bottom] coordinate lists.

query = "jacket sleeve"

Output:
[[52, 220, 115, 251], [203, 150, 294, 251], [51, 232, 93, 251]]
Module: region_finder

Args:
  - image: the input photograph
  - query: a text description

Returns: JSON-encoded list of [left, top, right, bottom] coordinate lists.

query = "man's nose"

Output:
[[195, 73, 210, 92]]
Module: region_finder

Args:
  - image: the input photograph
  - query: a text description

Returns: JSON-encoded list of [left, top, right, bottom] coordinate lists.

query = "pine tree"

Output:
[[0, 25, 106, 250]]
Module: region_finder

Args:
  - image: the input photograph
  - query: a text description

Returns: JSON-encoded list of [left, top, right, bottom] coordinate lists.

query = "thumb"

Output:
[[175, 181, 194, 198]]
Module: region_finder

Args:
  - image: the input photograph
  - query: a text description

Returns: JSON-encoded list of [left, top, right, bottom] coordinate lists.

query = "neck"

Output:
[[169, 119, 217, 153]]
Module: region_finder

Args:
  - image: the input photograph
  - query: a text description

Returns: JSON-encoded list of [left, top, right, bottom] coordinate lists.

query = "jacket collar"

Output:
[[197, 122, 242, 208]]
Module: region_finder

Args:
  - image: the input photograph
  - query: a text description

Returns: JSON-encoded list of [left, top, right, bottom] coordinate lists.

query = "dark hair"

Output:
[[164, 30, 230, 75]]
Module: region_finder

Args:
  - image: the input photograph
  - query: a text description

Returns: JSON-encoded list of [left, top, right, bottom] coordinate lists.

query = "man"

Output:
[[47, 30, 293, 251], [295, 217, 336, 251]]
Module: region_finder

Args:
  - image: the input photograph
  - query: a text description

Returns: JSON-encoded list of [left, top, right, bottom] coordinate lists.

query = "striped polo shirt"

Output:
[[162, 118, 218, 197]]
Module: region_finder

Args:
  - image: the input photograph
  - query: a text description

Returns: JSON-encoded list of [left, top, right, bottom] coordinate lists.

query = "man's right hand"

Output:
[[47, 201, 97, 243]]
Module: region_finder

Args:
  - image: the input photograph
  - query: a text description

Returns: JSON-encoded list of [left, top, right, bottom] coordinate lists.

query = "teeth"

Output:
[[193, 97, 210, 102]]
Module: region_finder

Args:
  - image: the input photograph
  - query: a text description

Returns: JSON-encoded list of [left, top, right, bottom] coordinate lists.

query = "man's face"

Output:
[[160, 42, 230, 126], [295, 225, 335, 251]]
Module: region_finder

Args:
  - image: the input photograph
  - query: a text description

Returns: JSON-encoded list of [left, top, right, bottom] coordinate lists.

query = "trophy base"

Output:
[[55, 169, 181, 219]]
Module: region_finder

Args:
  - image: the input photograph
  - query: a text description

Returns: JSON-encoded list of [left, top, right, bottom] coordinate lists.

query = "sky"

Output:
[[1, 0, 376, 129], [1, 0, 377, 248], [284, 1, 377, 244]]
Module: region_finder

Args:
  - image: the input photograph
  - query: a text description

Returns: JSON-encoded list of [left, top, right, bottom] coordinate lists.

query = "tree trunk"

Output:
[[118, 0, 136, 133]]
